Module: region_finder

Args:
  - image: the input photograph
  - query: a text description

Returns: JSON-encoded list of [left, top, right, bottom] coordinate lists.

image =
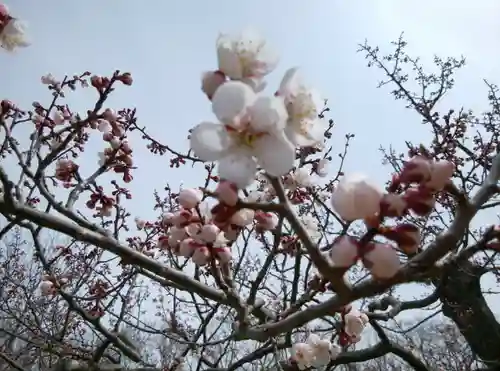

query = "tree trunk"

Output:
[[437, 259, 500, 367]]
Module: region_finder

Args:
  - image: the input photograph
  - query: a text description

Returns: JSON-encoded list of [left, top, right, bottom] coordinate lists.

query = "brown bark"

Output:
[[438, 259, 500, 368]]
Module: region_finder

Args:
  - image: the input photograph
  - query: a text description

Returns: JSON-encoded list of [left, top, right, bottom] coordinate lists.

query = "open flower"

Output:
[[307, 334, 333, 367], [216, 29, 278, 92], [344, 309, 368, 338], [0, 5, 29, 52], [291, 342, 314, 370], [277, 68, 327, 147], [190, 81, 295, 188]]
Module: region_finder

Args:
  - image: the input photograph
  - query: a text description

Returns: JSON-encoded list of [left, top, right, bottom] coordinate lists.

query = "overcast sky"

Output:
[[2, 0, 500, 318]]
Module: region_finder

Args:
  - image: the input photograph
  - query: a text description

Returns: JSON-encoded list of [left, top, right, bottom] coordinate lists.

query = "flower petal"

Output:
[[190, 122, 231, 162], [216, 35, 243, 79], [218, 150, 257, 188], [253, 134, 295, 176], [278, 67, 301, 96], [212, 81, 256, 126], [249, 96, 288, 133]]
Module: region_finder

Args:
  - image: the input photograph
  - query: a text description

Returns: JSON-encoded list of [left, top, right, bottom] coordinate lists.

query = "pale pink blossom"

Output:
[[316, 158, 329, 177], [52, 111, 64, 125], [192, 246, 211, 266], [291, 342, 315, 370], [255, 211, 278, 230], [134, 217, 146, 230], [173, 209, 192, 227], [215, 180, 239, 206], [344, 310, 367, 338], [179, 238, 197, 258], [399, 156, 432, 184], [41, 73, 58, 85], [330, 174, 383, 221], [307, 334, 333, 366], [231, 208, 255, 227], [363, 243, 401, 279], [426, 159, 454, 191], [103, 108, 117, 122], [178, 188, 203, 209], [329, 236, 358, 268], [199, 223, 220, 243], [215, 246, 232, 263], [162, 212, 175, 226], [381, 193, 407, 217], [201, 71, 226, 100], [97, 119, 111, 133]]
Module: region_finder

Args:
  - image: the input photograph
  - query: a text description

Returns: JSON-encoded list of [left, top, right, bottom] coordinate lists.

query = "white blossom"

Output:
[[0, 18, 29, 51], [277, 68, 327, 147], [216, 29, 278, 91], [190, 81, 295, 188]]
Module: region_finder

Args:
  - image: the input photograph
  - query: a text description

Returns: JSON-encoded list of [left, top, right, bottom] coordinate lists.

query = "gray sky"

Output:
[[2, 0, 500, 319]]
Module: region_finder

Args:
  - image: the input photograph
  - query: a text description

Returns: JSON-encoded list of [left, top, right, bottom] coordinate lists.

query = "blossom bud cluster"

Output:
[[328, 156, 454, 279], [155, 180, 279, 266]]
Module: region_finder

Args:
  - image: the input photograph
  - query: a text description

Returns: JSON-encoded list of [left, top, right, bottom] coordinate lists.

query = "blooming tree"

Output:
[[1, 7, 500, 371]]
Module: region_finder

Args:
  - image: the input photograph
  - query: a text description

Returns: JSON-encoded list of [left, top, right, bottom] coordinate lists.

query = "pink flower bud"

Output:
[[179, 238, 197, 258], [425, 159, 454, 191], [134, 217, 146, 230], [97, 119, 111, 133], [102, 132, 114, 141], [380, 193, 407, 217], [329, 236, 359, 267], [103, 108, 117, 122], [362, 243, 401, 279], [157, 235, 169, 249], [255, 211, 278, 230], [381, 224, 420, 255], [200, 223, 219, 243], [231, 208, 255, 227], [399, 156, 432, 184], [0, 4, 9, 19], [52, 111, 64, 125], [162, 212, 175, 226], [403, 186, 436, 216], [215, 180, 239, 206], [214, 246, 232, 263], [173, 209, 192, 227], [201, 70, 226, 100], [118, 72, 133, 86], [330, 174, 383, 221], [178, 188, 203, 209], [192, 246, 210, 266]]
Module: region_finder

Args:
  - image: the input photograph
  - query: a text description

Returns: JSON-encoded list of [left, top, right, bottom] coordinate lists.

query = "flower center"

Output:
[[225, 125, 266, 148]]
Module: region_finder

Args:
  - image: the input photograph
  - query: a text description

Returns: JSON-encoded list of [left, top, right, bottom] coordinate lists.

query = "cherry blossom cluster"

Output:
[[190, 30, 327, 189], [328, 156, 454, 279], [290, 305, 369, 368], [291, 333, 342, 369], [0, 3, 29, 51], [39, 273, 69, 296], [155, 180, 279, 266]]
